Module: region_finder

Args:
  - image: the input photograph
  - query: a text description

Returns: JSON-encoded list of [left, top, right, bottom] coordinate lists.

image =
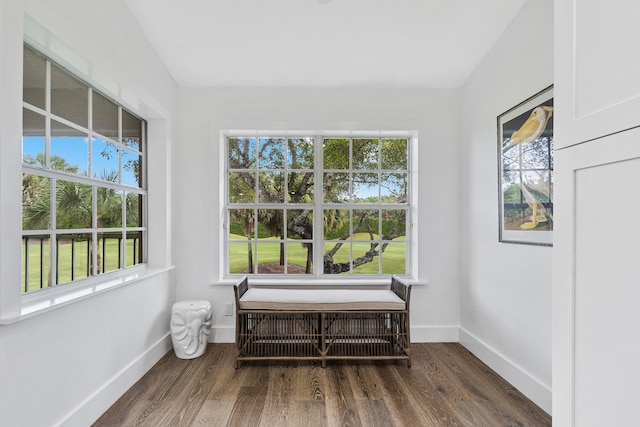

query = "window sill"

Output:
[[0, 265, 175, 325]]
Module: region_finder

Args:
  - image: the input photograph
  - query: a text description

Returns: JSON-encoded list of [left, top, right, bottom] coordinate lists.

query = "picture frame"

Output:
[[498, 85, 554, 246]]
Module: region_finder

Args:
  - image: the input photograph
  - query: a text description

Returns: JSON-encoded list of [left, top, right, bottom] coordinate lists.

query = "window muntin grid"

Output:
[[226, 136, 410, 277], [21, 44, 147, 293]]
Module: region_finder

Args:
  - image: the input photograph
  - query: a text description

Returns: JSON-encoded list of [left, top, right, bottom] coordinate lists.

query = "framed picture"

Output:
[[498, 85, 554, 245]]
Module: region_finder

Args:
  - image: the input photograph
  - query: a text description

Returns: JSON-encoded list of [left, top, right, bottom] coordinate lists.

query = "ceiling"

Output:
[[125, 0, 527, 89]]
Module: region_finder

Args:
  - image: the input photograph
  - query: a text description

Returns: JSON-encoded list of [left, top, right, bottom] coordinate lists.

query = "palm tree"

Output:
[[23, 153, 128, 277]]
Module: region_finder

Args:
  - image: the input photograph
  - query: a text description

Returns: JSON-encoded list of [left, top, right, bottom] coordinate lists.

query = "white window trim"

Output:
[[0, 265, 174, 325], [22, 44, 148, 292], [0, 15, 172, 324], [219, 129, 418, 285]]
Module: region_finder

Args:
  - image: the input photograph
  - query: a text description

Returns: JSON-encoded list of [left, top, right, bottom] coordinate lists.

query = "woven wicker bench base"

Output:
[[234, 277, 412, 368]]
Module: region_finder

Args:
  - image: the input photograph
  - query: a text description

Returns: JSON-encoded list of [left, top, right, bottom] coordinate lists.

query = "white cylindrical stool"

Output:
[[170, 300, 212, 359]]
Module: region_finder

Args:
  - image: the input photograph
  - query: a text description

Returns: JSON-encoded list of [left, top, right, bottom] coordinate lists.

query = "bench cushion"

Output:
[[238, 288, 406, 311]]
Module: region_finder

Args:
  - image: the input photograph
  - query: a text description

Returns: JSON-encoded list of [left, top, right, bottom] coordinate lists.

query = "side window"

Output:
[[22, 45, 147, 293]]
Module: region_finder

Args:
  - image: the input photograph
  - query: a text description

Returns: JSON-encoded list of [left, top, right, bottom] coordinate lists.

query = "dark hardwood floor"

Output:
[[93, 343, 551, 426]]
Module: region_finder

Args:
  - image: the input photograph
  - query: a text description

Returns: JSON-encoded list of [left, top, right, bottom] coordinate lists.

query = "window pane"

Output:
[[229, 242, 255, 274], [122, 109, 143, 151], [229, 209, 255, 239], [287, 171, 314, 203], [323, 172, 349, 203], [22, 174, 51, 230], [353, 209, 379, 237], [381, 209, 407, 239], [229, 137, 257, 169], [381, 242, 406, 274], [98, 233, 122, 273], [352, 172, 379, 203], [324, 241, 351, 274], [23, 46, 46, 110], [56, 233, 91, 284], [258, 172, 284, 203], [97, 188, 123, 228], [92, 138, 119, 182], [287, 209, 313, 240], [352, 138, 379, 170], [381, 138, 408, 170], [51, 120, 88, 174], [122, 148, 142, 187], [287, 242, 312, 274], [56, 179, 92, 229], [323, 138, 349, 170], [258, 209, 284, 239], [125, 193, 143, 228], [22, 235, 51, 293], [380, 173, 407, 203], [258, 138, 284, 169], [23, 108, 45, 164], [324, 209, 350, 240], [229, 172, 255, 203], [126, 231, 143, 267], [288, 138, 314, 169], [92, 91, 118, 140], [352, 234, 380, 274], [256, 241, 282, 274], [51, 63, 88, 127]]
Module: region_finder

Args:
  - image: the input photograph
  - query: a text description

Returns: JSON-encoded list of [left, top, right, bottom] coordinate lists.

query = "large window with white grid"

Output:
[[21, 44, 147, 293], [225, 135, 410, 277]]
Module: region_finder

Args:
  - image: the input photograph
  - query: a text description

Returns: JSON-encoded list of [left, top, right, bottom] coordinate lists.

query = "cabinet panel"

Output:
[[553, 126, 640, 426], [574, 158, 640, 427], [575, 3, 640, 121], [555, 0, 640, 148]]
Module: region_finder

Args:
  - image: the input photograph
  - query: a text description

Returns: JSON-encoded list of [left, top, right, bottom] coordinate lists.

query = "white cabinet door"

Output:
[[553, 126, 640, 426], [555, 0, 640, 148]]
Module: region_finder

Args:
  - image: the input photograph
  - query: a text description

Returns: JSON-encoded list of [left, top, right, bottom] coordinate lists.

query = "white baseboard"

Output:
[[211, 325, 460, 344], [411, 325, 459, 342], [459, 328, 551, 415], [58, 333, 173, 427]]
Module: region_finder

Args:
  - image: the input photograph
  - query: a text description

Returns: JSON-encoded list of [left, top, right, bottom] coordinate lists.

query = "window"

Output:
[[22, 45, 146, 293], [225, 135, 410, 277]]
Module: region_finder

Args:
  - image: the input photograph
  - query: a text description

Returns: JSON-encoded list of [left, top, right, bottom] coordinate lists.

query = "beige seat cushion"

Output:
[[238, 288, 405, 311]]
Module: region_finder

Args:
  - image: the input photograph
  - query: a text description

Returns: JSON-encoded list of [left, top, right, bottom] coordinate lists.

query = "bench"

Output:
[[233, 276, 411, 368]]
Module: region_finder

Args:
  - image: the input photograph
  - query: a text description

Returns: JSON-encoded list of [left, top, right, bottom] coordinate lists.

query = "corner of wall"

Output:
[[459, 328, 551, 414]]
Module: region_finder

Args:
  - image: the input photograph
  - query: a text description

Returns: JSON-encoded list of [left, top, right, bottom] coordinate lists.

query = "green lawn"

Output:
[[22, 238, 140, 292], [229, 232, 405, 275]]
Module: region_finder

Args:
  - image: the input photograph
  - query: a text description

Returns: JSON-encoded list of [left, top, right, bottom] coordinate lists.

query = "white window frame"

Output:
[[0, 16, 173, 324], [223, 132, 413, 282], [21, 44, 148, 294]]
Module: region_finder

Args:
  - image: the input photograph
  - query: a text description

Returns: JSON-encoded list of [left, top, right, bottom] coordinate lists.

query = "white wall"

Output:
[[173, 87, 463, 343], [459, 0, 553, 413], [0, 1, 177, 426], [0, 1, 555, 424]]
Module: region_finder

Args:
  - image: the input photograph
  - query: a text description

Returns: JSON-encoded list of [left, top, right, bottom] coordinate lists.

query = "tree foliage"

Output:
[[22, 153, 138, 231], [228, 137, 408, 274]]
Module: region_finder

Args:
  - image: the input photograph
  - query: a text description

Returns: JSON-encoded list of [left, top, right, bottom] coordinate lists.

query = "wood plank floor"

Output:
[[93, 343, 551, 426]]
